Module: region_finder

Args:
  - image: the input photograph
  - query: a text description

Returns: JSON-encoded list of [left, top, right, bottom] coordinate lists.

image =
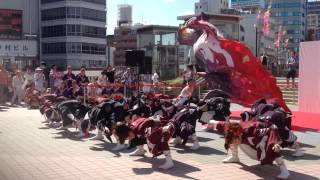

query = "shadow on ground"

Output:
[[282, 150, 320, 161], [172, 144, 226, 156], [89, 141, 121, 157], [132, 157, 201, 180], [51, 130, 86, 142], [239, 163, 319, 180]]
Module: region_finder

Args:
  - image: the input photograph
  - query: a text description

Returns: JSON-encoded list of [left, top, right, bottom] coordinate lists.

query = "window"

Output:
[[82, 8, 106, 22], [42, 25, 66, 37], [42, 42, 66, 54], [67, 7, 81, 18], [67, 24, 81, 36], [82, 0, 105, 5], [82, 43, 106, 55], [41, 7, 66, 21], [41, 0, 64, 4]]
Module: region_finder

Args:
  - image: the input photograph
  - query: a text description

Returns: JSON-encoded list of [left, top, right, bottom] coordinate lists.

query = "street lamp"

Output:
[[254, 24, 259, 57]]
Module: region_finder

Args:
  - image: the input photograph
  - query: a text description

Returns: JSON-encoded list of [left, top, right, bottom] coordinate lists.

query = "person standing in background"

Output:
[[261, 53, 268, 69], [11, 70, 24, 105], [105, 65, 115, 83], [0, 65, 9, 104], [62, 66, 76, 88], [40, 62, 50, 89], [286, 51, 298, 89], [49, 65, 62, 92], [34, 67, 45, 93], [23, 67, 34, 90]]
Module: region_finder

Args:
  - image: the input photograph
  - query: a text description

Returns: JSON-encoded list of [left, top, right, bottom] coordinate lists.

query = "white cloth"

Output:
[[23, 73, 34, 89], [34, 73, 45, 92], [11, 75, 24, 104], [98, 75, 108, 86], [152, 73, 159, 84]]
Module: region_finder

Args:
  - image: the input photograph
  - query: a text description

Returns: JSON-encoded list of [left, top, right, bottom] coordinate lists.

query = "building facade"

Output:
[[40, 0, 107, 69], [113, 26, 138, 66], [195, 0, 229, 15], [270, 0, 307, 53], [232, 0, 307, 53], [137, 25, 179, 79], [307, 0, 320, 41], [0, 0, 39, 70], [240, 13, 277, 57], [231, 0, 265, 12]]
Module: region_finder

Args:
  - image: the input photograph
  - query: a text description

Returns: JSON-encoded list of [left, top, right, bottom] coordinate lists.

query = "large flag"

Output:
[[179, 18, 290, 112]]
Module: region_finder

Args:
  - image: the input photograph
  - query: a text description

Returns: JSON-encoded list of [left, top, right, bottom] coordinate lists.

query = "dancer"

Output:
[[206, 119, 291, 179], [114, 117, 175, 169]]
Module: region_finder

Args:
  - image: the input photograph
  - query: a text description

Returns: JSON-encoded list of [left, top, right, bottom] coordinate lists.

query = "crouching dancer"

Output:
[[55, 100, 91, 130], [114, 117, 175, 169], [207, 120, 291, 179]]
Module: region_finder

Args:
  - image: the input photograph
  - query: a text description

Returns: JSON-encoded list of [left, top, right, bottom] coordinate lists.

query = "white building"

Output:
[[240, 13, 277, 62], [118, 4, 132, 27], [40, 0, 107, 69], [195, 0, 229, 15]]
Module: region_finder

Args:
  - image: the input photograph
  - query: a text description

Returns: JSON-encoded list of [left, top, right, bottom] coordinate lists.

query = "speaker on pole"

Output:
[[139, 56, 152, 74], [125, 50, 144, 67]]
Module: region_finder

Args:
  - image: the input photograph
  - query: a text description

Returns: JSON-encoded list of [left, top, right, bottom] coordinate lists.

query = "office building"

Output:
[[307, 0, 320, 41], [0, 0, 39, 70], [40, 0, 107, 69]]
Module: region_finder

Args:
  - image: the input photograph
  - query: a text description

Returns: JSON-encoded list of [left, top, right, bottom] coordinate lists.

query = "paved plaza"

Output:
[[0, 104, 319, 180]]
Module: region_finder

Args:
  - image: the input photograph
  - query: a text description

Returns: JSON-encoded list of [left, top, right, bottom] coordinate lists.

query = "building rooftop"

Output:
[[136, 25, 179, 33], [177, 13, 242, 22]]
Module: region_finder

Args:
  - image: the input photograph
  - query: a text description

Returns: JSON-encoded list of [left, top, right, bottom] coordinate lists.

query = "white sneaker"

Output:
[[129, 147, 146, 156], [170, 137, 182, 145], [112, 143, 127, 151], [56, 126, 68, 130], [277, 165, 290, 179], [159, 157, 174, 170], [222, 156, 240, 163]]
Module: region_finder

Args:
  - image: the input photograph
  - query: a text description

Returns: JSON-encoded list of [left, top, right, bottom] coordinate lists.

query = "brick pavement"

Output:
[[0, 105, 319, 180]]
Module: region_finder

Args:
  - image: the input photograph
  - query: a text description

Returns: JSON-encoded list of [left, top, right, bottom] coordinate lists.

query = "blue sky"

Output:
[[107, 0, 198, 34]]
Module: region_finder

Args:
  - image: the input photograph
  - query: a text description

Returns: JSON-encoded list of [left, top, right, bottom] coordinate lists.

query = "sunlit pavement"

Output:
[[0, 104, 319, 180]]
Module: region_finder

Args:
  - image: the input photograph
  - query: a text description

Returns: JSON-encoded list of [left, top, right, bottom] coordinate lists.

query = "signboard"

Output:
[[0, 9, 22, 39], [231, 0, 264, 9], [0, 40, 37, 57]]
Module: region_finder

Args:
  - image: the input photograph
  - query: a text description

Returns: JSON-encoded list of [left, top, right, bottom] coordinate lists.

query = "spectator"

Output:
[[40, 62, 50, 89], [71, 80, 84, 99], [11, 70, 24, 105], [23, 67, 34, 90], [151, 71, 160, 93], [24, 82, 40, 108], [98, 71, 108, 87], [34, 67, 46, 93], [286, 51, 298, 89], [76, 67, 89, 88], [49, 65, 63, 91], [105, 65, 115, 83], [88, 77, 102, 97], [152, 71, 160, 85], [62, 66, 76, 88], [183, 65, 196, 84], [261, 53, 268, 69], [0, 65, 9, 104]]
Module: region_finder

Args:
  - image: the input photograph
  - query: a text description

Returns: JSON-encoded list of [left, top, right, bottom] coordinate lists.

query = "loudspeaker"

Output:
[[139, 56, 152, 74], [125, 50, 144, 67]]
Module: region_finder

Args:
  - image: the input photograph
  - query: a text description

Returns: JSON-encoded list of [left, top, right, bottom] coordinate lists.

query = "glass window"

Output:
[[41, 7, 66, 21]]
